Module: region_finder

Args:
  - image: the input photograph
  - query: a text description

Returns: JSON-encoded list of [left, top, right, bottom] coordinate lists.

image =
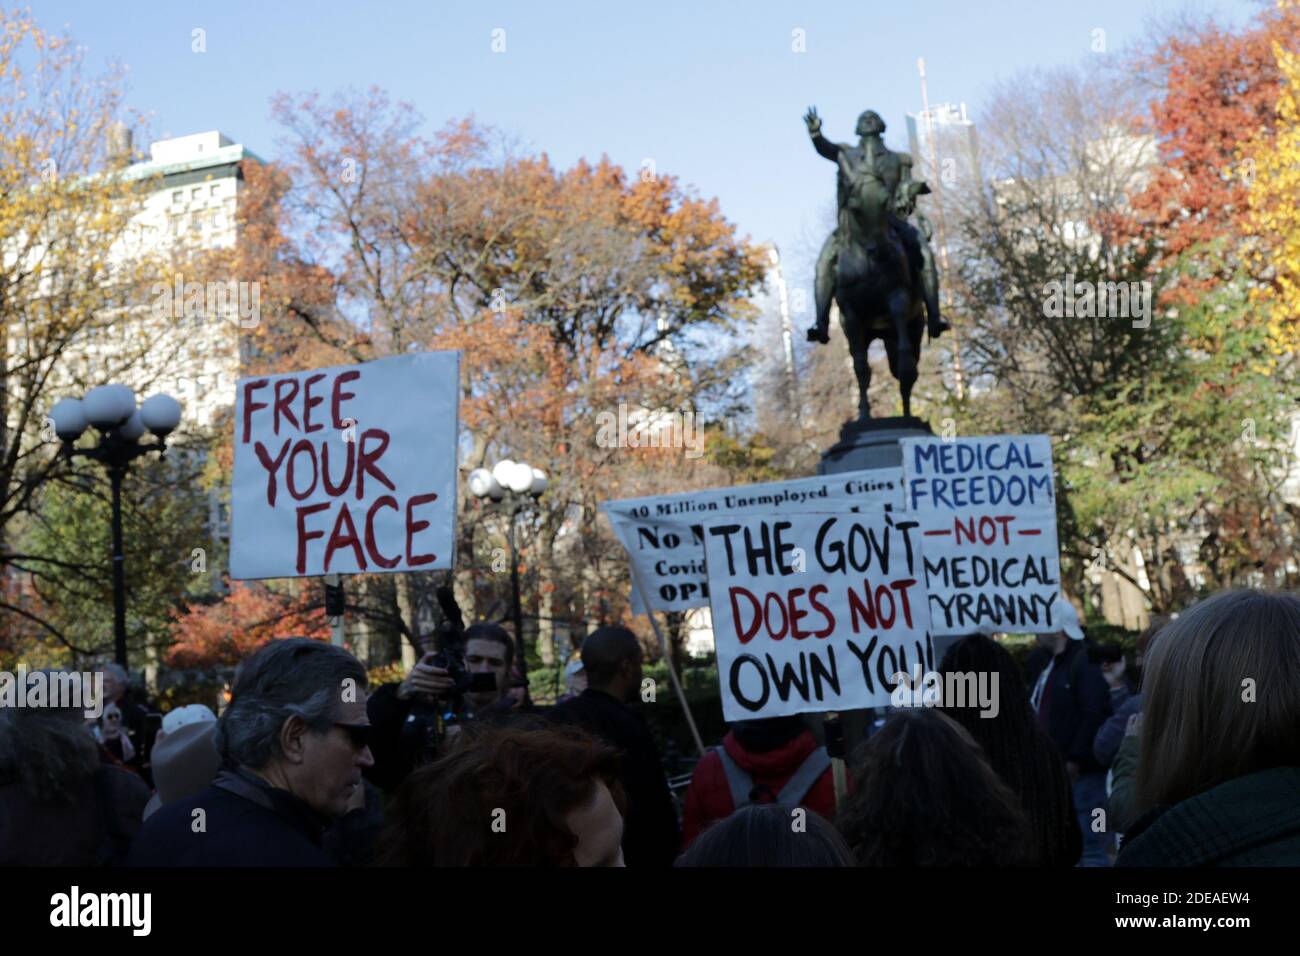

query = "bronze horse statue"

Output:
[[803, 106, 947, 422], [832, 151, 929, 420]]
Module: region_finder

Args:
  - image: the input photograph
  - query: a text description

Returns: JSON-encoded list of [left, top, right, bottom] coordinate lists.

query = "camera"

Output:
[[428, 587, 497, 702], [399, 587, 498, 760]]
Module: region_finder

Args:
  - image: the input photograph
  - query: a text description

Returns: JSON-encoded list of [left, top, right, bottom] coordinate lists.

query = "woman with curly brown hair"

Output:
[[376, 723, 627, 866], [836, 708, 1031, 866]]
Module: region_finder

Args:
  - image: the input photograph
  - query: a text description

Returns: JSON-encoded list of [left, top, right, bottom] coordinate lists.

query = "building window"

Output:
[[172, 190, 182, 205], [191, 187, 201, 202], [211, 184, 221, 198]]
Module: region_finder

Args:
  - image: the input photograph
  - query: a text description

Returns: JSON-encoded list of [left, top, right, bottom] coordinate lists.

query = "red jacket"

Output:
[[681, 729, 838, 848]]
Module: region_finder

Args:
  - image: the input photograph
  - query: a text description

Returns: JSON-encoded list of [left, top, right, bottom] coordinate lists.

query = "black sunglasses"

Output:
[[334, 722, 371, 749]]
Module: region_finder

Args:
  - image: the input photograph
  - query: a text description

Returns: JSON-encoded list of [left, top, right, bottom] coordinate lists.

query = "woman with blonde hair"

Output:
[[1116, 589, 1300, 866]]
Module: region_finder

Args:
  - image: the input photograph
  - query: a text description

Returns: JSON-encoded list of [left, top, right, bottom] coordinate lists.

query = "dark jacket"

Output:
[[681, 729, 836, 848], [1116, 766, 1300, 866], [548, 688, 679, 866], [1025, 641, 1112, 773], [1108, 732, 1141, 835], [0, 762, 149, 866], [364, 681, 427, 793], [1093, 692, 1141, 769], [365, 682, 542, 794], [128, 768, 335, 866]]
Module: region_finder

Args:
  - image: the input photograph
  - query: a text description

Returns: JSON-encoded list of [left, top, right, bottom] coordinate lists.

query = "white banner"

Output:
[[900, 434, 1055, 514], [901, 435, 1064, 634], [702, 511, 932, 720], [231, 352, 461, 580], [603, 469, 903, 612]]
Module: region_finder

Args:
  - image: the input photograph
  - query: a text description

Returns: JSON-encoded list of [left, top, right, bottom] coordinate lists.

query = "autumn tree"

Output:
[[935, 51, 1297, 617], [1241, 5, 1300, 356], [167, 580, 328, 668], [194, 89, 765, 665], [0, 11, 216, 658], [1126, 2, 1300, 304]]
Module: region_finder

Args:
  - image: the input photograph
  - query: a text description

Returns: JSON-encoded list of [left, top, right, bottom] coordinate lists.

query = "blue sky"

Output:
[[42, 0, 1257, 290]]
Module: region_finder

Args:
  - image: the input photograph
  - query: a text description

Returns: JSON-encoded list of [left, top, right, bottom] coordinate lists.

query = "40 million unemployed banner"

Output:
[[230, 351, 461, 580], [603, 468, 903, 613]]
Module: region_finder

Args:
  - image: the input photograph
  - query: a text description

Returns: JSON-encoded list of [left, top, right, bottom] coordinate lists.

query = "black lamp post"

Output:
[[468, 460, 547, 681], [48, 385, 183, 668]]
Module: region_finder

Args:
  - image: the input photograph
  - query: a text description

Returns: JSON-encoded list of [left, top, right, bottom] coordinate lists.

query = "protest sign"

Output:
[[902, 434, 1055, 514], [901, 435, 1065, 634], [230, 352, 460, 580], [603, 469, 903, 613], [915, 507, 1063, 632], [702, 511, 932, 721]]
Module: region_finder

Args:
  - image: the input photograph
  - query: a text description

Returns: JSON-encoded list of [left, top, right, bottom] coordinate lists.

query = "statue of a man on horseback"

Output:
[[804, 107, 949, 420]]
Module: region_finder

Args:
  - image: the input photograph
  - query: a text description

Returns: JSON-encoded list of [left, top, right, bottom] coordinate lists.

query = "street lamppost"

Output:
[[467, 460, 547, 680], [48, 385, 183, 669]]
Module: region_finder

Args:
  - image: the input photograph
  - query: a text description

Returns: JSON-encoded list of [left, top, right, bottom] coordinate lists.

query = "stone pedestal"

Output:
[[807, 415, 934, 763], [818, 415, 933, 474]]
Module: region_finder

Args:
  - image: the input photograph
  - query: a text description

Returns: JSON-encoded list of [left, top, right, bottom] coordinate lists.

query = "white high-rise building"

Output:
[[113, 131, 264, 429], [906, 102, 977, 186]]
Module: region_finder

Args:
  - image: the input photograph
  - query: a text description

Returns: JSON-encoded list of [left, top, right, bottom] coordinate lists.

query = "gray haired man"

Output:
[[129, 639, 373, 866]]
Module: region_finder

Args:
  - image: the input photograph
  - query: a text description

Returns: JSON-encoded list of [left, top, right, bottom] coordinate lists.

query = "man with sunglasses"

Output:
[[129, 639, 374, 867]]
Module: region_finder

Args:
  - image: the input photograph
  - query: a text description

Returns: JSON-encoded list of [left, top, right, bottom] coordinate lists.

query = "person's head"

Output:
[[937, 633, 1064, 849], [462, 623, 514, 710], [216, 638, 372, 819], [838, 709, 1030, 866], [0, 684, 99, 804], [855, 109, 886, 138], [1034, 630, 1068, 654], [580, 625, 643, 702], [99, 702, 123, 739], [676, 803, 854, 867], [162, 703, 217, 737], [145, 720, 222, 819], [939, 633, 1025, 720], [1135, 613, 1175, 672], [730, 715, 807, 753], [377, 725, 626, 866], [1136, 589, 1300, 815], [564, 658, 587, 696], [101, 662, 128, 703]]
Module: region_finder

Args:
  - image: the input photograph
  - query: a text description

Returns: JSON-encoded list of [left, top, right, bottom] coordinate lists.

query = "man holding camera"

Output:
[[366, 623, 525, 793]]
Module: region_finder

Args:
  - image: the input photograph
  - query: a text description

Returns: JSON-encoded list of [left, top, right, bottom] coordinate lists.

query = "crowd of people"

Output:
[[2, 587, 1298, 867]]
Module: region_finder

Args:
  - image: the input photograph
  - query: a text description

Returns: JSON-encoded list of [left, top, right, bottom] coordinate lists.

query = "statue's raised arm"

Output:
[[804, 106, 839, 162]]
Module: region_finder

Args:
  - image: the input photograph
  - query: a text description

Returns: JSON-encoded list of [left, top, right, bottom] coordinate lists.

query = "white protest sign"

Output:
[[603, 469, 904, 613], [702, 511, 932, 721], [901, 435, 1065, 634], [231, 351, 461, 580], [901, 434, 1055, 514]]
